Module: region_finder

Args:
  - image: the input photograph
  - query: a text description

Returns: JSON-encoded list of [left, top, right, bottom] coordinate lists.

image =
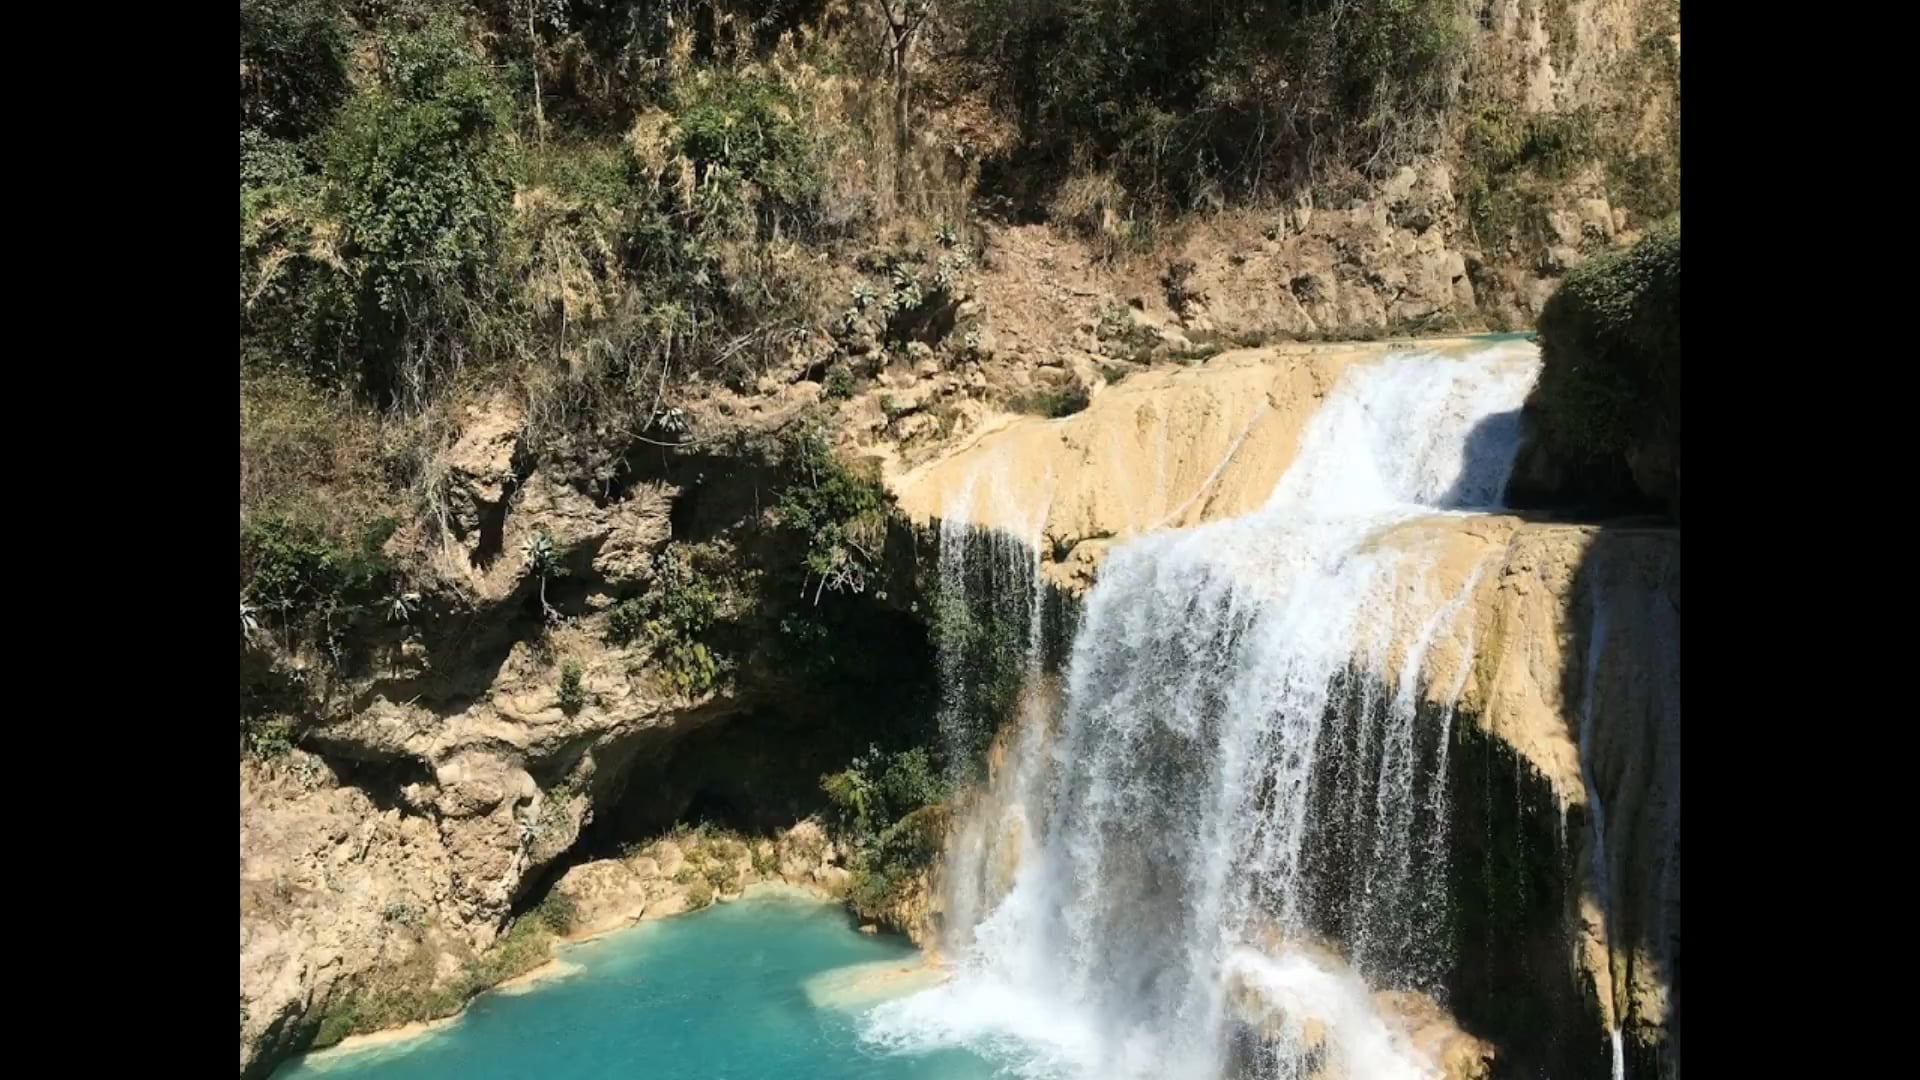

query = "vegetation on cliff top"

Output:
[[1527, 218, 1681, 514], [240, 0, 1677, 594], [950, 0, 1468, 212]]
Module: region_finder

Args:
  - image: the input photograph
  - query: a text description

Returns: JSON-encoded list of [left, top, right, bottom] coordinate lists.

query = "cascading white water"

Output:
[[866, 347, 1540, 1079], [930, 449, 1064, 947], [1224, 948, 1431, 1080], [1577, 554, 1627, 1080]]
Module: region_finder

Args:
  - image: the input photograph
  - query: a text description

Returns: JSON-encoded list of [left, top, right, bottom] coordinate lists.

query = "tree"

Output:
[[871, 1, 936, 205], [517, 0, 569, 149]]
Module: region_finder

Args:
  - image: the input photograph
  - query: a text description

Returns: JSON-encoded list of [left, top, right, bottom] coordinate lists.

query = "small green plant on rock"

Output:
[[824, 363, 856, 400], [1009, 383, 1091, 419], [773, 427, 897, 604], [242, 717, 296, 760], [557, 659, 586, 715], [523, 532, 562, 623], [604, 543, 729, 697], [382, 901, 426, 931]]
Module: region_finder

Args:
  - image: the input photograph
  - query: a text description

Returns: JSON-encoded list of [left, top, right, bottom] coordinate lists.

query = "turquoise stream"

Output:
[[276, 889, 1004, 1080]]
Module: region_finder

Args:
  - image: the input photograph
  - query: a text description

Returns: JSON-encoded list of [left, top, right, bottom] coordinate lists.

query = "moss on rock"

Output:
[[1512, 220, 1680, 518]]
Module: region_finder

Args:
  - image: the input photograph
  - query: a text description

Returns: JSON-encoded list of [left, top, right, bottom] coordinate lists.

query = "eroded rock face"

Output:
[[240, 415, 760, 1077], [238, 646, 699, 1079], [240, 760, 464, 1074], [547, 821, 850, 937]]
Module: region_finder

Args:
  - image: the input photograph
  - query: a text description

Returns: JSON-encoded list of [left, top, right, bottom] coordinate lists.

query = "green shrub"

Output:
[[236, 4, 826, 424], [242, 716, 296, 760], [606, 545, 723, 646], [843, 803, 950, 924], [1009, 383, 1091, 418], [821, 765, 875, 837], [1459, 106, 1599, 254], [317, 17, 518, 406], [605, 544, 728, 695], [823, 363, 856, 400], [877, 748, 943, 816], [661, 640, 718, 697], [950, 0, 1467, 209], [605, 599, 647, 646], [685, 877, 716, 910], [240, 0, 351, 140], [557, 660, 586, 715], [820, 743, 949, 847], [1530, 218, 1680, 469], [240, 514, 397, 651], [672, 74, 823, 232], [535, 891, 578, 935], [773, 428, 896, 603]]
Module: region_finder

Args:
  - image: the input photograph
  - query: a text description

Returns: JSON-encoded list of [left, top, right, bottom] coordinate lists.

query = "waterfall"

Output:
[[928, 448, 1064, 949], [866, 348, 1540, 1079], [1577, 553, 1626, 1080]]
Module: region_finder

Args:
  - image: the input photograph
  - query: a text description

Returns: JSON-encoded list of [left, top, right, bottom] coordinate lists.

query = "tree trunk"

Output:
[[892, 35, 911, 208], [528, 8, 545, 149]]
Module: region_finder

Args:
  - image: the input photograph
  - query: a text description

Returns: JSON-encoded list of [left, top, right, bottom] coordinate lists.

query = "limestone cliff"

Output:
[[238, 393, 933, 1078], [891, 337, 1535, 586]]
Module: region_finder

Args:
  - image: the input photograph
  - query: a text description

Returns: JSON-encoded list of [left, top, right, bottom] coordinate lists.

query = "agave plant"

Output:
[[387, 591, 422, 624], [523, 533, 562, 623], [653, 405, 689, 437]]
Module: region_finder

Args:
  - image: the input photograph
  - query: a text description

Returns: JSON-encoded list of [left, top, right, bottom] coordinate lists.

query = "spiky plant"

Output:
[[387, 590, 421, 624], [523, 532, 562, 623]]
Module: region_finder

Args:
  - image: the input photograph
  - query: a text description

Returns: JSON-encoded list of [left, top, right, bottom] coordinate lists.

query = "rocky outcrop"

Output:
[[1377, 513, 1680, 1069], [238, 393, 929, 1077], [546, 821, 851, 936], [1509, 221, 1681, 520], [239, 624, 737, 1075], [889, 337, 1537, 589]]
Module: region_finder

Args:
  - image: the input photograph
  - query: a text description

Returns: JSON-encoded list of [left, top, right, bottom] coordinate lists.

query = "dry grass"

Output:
[[240, 369, 464, 558], [240, 372, 392, 529]]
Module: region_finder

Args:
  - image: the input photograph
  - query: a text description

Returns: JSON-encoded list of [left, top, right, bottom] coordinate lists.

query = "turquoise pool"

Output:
[[277, 888, 1005, 1080]]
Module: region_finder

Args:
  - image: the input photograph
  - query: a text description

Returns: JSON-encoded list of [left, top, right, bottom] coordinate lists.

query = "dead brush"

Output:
[[1050, 170, 1134, 261]]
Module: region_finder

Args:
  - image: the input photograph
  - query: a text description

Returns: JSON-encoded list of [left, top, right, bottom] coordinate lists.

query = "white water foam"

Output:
[[1225, 948, 1436, 1080]]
